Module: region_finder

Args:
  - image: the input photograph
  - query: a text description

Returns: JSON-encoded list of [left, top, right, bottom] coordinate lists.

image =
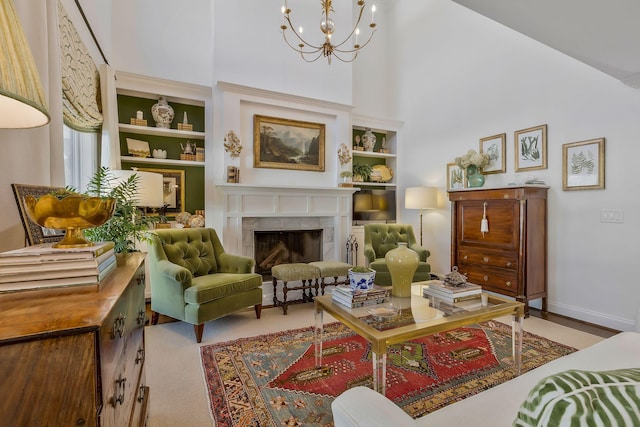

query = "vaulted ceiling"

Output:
[[451, 0, 640, 89]]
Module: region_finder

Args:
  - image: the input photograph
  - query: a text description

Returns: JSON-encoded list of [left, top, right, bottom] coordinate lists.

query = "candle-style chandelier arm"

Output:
[[280, 0, 377, 64]]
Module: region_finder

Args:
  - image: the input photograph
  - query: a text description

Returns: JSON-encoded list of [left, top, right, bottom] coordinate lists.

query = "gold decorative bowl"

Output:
[[25, 194, 116, 248]]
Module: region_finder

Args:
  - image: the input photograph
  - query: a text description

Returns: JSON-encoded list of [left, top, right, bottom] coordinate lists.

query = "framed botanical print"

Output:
[[479, 133, 506, 174], [515, 124, 547, 171], [446, 162, 466, 190], [253, 115, 325, 172], [562, 138, 605, 191]]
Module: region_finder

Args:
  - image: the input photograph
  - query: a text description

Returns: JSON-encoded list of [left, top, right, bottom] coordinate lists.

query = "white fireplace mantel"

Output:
[[216, 184, 357, 261]]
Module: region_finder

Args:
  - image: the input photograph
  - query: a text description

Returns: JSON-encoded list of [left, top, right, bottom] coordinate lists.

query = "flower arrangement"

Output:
[[223, 130, 242, 158], [455, 149, 490, 169], [337, 143, 352, 165], [188, 214, 205, 228]]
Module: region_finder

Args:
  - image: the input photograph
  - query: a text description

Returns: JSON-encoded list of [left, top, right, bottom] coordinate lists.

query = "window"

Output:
[[63, 124, 98, 192]]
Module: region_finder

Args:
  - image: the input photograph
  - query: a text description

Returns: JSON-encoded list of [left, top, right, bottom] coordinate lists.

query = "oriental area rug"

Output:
[[200, 320, 576, 427]]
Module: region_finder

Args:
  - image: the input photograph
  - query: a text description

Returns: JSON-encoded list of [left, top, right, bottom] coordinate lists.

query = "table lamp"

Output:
[[110, 169, 164, 210], [405, 187, 437, 245], [0, 0, 50, 128]]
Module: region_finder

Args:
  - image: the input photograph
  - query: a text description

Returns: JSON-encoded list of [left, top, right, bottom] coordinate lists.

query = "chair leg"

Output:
[[151, 311, 159, 325], [255, 303, 262, 319], [194, 324, 204, 343]]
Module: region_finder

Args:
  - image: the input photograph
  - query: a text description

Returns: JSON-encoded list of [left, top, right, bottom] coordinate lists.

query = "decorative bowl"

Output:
[[367, 304, 399, 321], [24, 194, 115, 248]]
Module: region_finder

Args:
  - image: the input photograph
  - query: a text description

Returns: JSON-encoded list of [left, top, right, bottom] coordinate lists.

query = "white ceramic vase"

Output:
[[151, 96, 174, 129]]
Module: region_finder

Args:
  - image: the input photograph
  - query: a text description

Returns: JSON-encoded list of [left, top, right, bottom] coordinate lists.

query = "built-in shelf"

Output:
[[352, 151, 396, 160], [118, 123, 205, 140], [120, 156, 204, 167], [353, 182, 397, 188]]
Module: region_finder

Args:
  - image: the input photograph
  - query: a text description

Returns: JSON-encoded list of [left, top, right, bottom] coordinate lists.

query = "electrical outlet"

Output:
[[600, 209, 624, 223]]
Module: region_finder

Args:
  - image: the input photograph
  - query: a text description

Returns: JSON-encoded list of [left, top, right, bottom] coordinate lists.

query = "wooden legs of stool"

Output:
[[272, 278, 319, 315]]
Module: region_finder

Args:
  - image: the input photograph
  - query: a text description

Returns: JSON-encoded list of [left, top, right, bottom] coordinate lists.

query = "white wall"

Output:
[[387, 1, 640, 331]]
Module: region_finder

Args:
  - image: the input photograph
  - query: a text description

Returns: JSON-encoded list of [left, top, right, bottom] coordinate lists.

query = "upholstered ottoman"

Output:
[[308, 261, 352, 294], [271, 263, 321, 315]]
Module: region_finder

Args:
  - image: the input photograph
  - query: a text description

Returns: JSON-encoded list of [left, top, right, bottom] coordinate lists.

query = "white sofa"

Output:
[[332, 331, 640, 427]]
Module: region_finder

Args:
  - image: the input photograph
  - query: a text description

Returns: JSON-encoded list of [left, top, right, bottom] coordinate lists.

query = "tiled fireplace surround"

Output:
[[218, 184, 357, 306]]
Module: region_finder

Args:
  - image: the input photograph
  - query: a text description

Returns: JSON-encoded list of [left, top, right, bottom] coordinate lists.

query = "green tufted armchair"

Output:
[[363, 224, 431, 286], [148, 228, 263, 343]]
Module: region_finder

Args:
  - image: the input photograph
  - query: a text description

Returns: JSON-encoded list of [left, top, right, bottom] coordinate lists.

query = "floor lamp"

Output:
[[405, 187, 437, 246]]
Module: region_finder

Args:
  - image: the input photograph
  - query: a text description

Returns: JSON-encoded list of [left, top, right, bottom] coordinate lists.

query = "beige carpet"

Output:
[[144, 303, 605, 427]]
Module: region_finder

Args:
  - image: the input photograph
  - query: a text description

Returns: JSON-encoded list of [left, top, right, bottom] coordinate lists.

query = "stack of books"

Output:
[[422, 280, 482, 303], [0, 241, 116, 293], [331, 285, 390, 308]]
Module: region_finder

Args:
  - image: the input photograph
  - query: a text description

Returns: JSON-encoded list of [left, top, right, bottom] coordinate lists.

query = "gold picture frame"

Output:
[[138, 168, 185, 213], [253, 114, 325, 171], [562, 138, 605, 191], [480, 133, 506, 174], [446, 162, 466, 190], [515, 124, 547, 171], [11, 184, 66, 246]]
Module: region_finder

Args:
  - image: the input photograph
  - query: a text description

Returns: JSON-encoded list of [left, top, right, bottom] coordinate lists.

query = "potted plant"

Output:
[[83, 167, 158, 254], [339, 170, 353, 187], [352, 163, 373, 182], [348, 265, 376, 290]]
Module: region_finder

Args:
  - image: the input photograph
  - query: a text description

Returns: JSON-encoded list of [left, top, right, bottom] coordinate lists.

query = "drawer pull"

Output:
[[483, 256, 489, 263], [463, 255, 468, 260], [111, 375, 127, 407], [112, 314, 126, 339], [136, 348, 145, 364], [138, 385, 147, 402], [136, 273, 146, 286], [137, 309, 146, 326], [506, 281, 512, 287], [506, 262, 512, 267], [483, 275, 489, 282]]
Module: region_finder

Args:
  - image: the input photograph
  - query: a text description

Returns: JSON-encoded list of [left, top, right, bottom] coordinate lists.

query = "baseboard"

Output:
[[548, 301, 636, 332]]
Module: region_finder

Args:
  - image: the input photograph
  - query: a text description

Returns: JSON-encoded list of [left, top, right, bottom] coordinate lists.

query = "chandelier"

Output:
[[280, 0, 377, 64]]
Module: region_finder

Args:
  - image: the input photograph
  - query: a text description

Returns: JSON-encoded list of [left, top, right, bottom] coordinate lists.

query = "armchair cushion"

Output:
[[156, 229, 218, 276], [187, 273, 263, 304]]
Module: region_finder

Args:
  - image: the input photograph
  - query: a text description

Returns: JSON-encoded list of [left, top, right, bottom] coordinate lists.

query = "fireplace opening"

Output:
[[254, 229, 323, 279]]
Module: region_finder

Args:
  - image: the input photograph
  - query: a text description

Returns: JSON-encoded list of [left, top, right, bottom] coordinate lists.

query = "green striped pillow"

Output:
[[513, 368, 640, 426]]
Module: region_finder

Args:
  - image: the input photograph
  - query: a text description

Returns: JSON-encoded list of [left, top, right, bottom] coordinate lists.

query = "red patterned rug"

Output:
[[201, 320, 575, 427]]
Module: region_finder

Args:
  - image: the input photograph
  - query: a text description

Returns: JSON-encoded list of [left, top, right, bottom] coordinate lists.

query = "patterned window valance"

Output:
[[58, 0, 103, 132]]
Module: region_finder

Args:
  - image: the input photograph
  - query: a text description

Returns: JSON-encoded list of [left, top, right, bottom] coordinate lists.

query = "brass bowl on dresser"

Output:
[[24, 194, 115, 248]]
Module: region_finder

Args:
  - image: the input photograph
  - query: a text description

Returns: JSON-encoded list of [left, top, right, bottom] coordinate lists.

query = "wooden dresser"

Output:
[[0, 253, 149, 426], [448, 185, 548, 313]]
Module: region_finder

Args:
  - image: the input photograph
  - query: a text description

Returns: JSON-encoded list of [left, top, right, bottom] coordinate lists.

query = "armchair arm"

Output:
[[363, 243, 377, 264], [155, 259, 193, 287], [218, 252, 255, 274], [409, 244, 430, 262]]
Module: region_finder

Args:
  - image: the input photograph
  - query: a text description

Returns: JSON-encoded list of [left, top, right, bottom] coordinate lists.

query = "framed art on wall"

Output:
[[515, 124, 547, 171], [138, 168, 185, 213], [479, 133, 506, 174], [446, 162, 466, 190], [562, 138, 605, 191], [253, 114, 325, 172]]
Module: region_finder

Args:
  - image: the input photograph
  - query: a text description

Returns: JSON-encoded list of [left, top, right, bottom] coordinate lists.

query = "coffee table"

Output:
[[314, 291, 525, 395]]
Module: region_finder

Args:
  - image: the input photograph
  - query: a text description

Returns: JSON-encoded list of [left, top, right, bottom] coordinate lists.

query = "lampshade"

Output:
[[110, 169, 164, 208], [0, 0, 50, 128], [405, 187, 437, 210]]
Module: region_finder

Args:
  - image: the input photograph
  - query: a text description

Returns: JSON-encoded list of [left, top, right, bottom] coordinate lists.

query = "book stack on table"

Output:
[[331, 285, 390, 308], [0, 241, 116, 293], [422, 280, 482, 303]]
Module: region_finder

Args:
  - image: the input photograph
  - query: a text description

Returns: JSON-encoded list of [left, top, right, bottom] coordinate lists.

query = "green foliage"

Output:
[[350, 266, 373, 273], [352, 163, 373, 181], [520, 136, 540, 161], [83, 167, 158, 254]]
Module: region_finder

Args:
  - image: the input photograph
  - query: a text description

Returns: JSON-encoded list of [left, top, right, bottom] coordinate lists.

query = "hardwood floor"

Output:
[[146, 301, 620, 339]]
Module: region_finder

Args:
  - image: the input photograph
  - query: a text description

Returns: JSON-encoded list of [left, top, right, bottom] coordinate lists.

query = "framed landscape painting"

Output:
[[480, 133, 506, 174], [139, 168, 185, 213], [515, 124, 547, 171], [562, 138, 605, 191], [446, 162, 466, 190], [253, 115, 325, 172]]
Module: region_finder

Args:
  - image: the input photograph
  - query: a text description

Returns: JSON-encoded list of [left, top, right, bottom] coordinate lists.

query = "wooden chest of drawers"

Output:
[[0, 253, 149, 427], [448, 186, 548, 313]]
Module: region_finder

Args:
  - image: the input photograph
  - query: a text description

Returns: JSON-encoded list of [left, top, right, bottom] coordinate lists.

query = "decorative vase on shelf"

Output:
[[151, 96, 174, 129], [466, 165, 485, 188], [361, 128, 376, 152], [385, 242, 419, 297]]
